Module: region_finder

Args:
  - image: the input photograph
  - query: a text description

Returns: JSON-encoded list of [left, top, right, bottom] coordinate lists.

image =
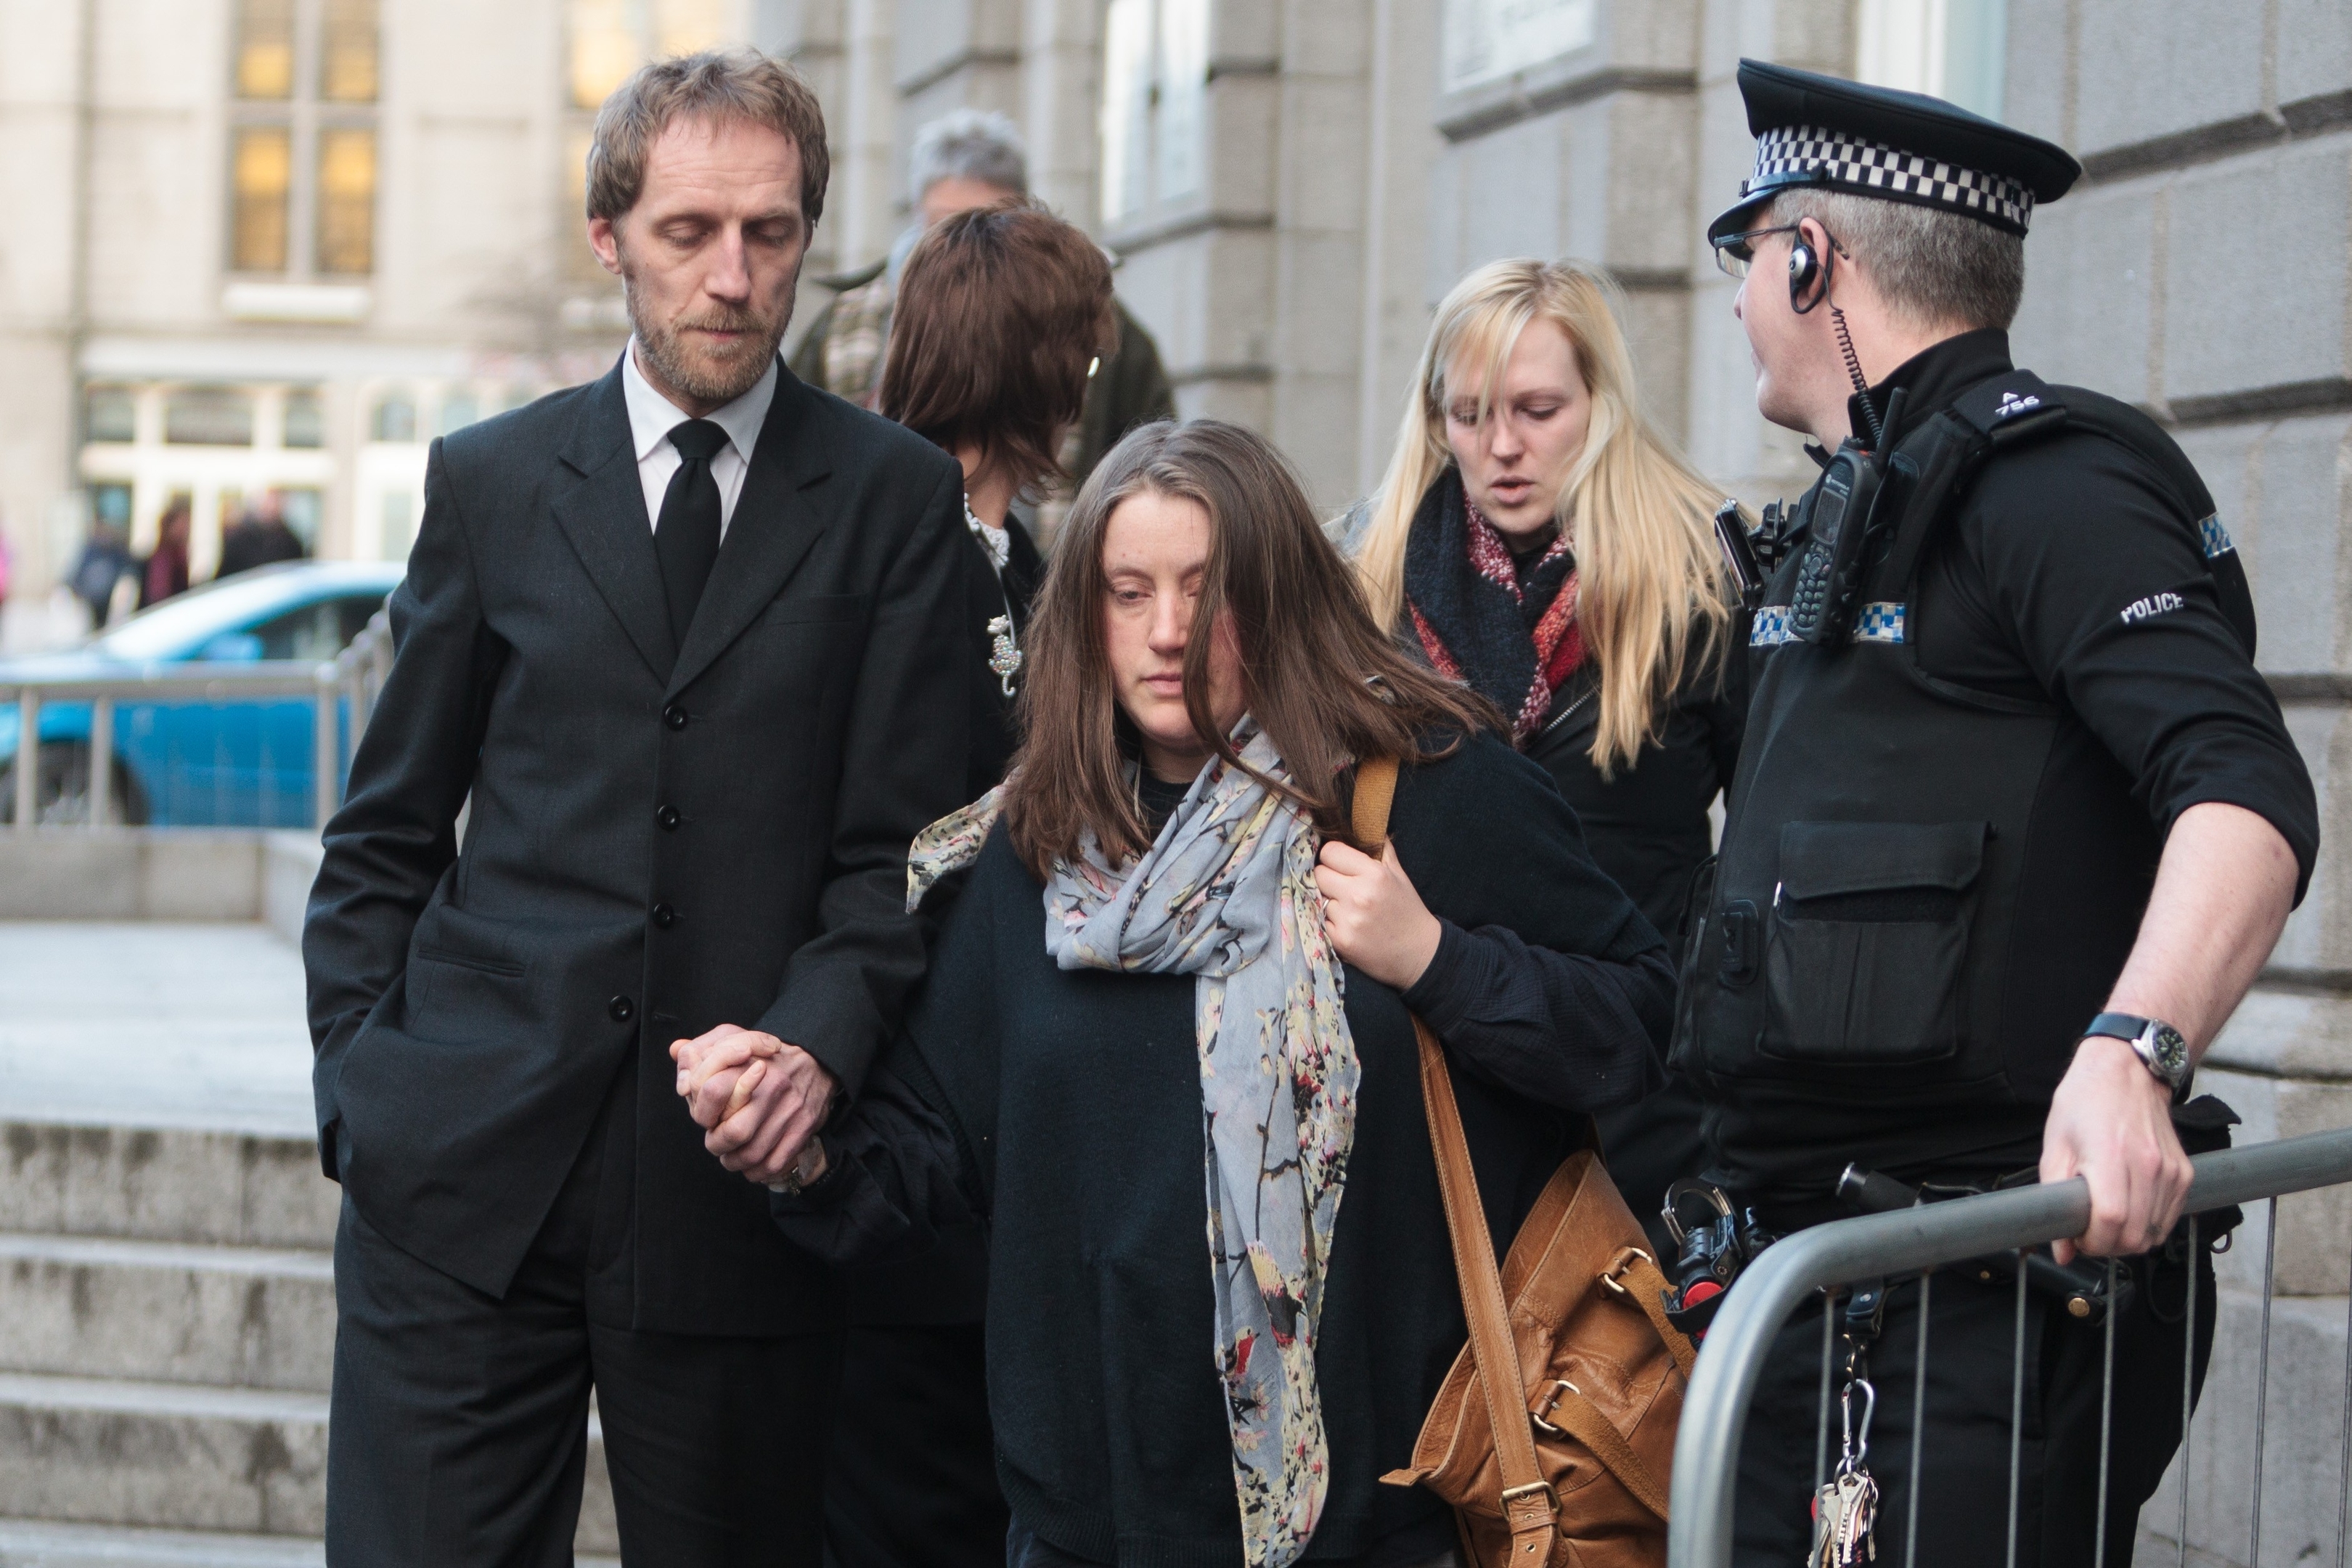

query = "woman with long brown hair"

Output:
[[1348, 258, 1747, 1254], [825, 197, 1119, 1568], [681, 420, 1675, 1567]]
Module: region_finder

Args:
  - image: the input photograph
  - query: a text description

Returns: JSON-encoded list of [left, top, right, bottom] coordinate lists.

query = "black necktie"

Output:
[[655, 419, 729, 643]]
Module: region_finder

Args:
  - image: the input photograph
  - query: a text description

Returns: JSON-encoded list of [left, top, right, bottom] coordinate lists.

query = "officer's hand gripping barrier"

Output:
[[1666, 1125, 2352, 1568]]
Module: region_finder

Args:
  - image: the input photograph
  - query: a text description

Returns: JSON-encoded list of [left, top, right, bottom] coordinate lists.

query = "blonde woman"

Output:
[[1348, 257, 1746, 1249]]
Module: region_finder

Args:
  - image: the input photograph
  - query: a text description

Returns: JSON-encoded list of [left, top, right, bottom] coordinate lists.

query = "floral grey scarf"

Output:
[[906, 720, 1359, 1568]]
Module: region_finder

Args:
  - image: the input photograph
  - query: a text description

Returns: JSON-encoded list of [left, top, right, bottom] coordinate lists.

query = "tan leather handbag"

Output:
[[1353, 757, 1694, 1568]]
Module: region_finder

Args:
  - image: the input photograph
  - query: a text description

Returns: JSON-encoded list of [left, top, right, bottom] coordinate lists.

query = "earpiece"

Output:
[[1787, 232, 1826, 314]]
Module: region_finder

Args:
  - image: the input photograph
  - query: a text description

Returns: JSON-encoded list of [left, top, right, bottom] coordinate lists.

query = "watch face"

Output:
[[2148, 1021, 2191, 1082]]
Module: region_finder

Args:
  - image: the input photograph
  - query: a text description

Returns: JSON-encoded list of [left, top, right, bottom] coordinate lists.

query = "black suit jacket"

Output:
[[303, 357, 971, 1334]]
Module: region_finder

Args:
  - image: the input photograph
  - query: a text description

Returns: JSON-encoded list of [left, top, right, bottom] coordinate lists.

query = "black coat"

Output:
[[778, 736, 1676, 1561], [303, 356, 973, 1334]]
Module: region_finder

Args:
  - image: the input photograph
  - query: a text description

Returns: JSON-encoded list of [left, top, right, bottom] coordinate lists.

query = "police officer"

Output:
[[1679, 61, 2319, 1565]]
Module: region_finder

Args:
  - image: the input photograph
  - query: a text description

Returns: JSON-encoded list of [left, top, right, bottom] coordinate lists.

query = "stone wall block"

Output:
[[2163, 142, 2351, 406], [2141, 1288, 2351, 1568], [1763, 0, 1852, 77], [0, 119, 78, 322], [1202, 72, 1283, 219], [1210, 0, 1280, 68], [2075, 0, 2266, 157], [1597, 91, 1698, 275], [1269, 376, 1364, 509], [1617, 287, 1694, 444], [2000, 0, 2071, 147], [1277, 76, 1371, 235], [2012, 183, 2156, 406], [1116, 226, 1275, 377], [894, 0, 973, 90], [1434, 115, 1567, 288], [1270, 233, 1366, 377], [1281, 0, 1371, 78], [2277, 0, 2352, 113], [1603, 0, 1700, 74], [2240, 413, 2351, 674]]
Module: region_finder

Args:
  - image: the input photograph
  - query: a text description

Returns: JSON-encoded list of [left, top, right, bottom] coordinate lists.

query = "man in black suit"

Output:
[[303, 49, 971, 1568]]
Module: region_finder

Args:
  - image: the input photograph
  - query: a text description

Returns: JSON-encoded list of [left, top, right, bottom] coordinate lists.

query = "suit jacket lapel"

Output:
[[666, 367, 837, 698], [550, 362, 678, 681]]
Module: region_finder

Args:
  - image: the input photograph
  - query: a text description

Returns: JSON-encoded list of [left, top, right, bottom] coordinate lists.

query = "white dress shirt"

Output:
[[621, 340, 780, 541]]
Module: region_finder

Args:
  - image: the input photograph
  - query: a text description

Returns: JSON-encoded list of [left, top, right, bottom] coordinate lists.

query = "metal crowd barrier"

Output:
[[1667, 1125, 2352, 1568], [2, 610, 393, 832]]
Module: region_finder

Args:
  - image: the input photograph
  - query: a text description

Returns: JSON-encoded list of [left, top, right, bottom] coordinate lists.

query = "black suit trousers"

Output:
[[1732, 1246, 2213, 1567], [327, 1065, 842, 1568]]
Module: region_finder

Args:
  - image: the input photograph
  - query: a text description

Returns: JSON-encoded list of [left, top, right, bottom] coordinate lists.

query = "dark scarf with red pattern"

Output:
[[1402, 470, 1583, 742]]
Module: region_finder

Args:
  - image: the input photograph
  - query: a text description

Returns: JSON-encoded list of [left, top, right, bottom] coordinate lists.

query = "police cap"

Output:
[[1708, 59, 2081, 245]]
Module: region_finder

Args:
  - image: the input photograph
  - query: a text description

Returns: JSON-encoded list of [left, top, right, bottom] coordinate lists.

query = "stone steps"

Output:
[[0, 1118, 616, 1559], [0, 1233, 334, 1392], [0, 1126, 337, 1251], [0, 1519, 620, 1567], [0, 1372, 618, 1556]]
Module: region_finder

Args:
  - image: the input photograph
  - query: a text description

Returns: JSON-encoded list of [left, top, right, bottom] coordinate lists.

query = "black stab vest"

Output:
[[1671, 370, 2252, 1203]]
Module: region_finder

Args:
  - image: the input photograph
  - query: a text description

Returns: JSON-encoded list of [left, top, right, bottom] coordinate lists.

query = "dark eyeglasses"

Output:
[[1710, 224, 1805, 279]]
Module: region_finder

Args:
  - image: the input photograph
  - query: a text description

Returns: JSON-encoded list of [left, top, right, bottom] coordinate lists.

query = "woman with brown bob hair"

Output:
[[682, 420, 1674, 1567], [881, 197, 1117, 793], [825, 197, 1118, 1568]]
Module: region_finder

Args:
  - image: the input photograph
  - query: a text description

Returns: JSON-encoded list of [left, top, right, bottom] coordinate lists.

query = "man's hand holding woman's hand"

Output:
[[1314, 840, 1442, 991], [669, 1024, 836, 1187]]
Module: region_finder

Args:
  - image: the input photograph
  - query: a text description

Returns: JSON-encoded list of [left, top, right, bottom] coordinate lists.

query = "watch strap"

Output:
[[2084, 1011, 2152, 1044], [2083, 1011, 2191, 1091]]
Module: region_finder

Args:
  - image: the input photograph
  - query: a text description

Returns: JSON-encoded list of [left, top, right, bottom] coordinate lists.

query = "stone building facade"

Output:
[[0, 0, 771, 606]]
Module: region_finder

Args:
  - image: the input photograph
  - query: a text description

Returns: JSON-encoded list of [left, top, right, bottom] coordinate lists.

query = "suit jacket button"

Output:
[[663, 703, 688, 731], [656, 804, 681, 830], [608, 995, 634, 1023], [652, 903, 677, 928]]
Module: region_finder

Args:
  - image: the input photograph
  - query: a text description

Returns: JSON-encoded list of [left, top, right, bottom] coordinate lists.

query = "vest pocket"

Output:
[[1760, 820, 1987, 1066]]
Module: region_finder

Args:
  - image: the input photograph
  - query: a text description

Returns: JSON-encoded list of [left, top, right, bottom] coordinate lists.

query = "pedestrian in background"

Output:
[[139, 499, 191, 608], [216, 492, 306, 579], [1344, 256, 1745, 1257], [69, 520, 134, 629], [791, 108, 1173, 491], [817, 197, 1119, 1568], [684, 419, 1677, 1568]]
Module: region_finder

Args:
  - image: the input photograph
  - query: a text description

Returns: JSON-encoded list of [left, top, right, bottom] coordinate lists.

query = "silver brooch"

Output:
[[987, 613, 1024, 697]]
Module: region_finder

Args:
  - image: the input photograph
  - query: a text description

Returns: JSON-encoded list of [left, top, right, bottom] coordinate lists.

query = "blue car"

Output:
[[0, 561, 404, 826]]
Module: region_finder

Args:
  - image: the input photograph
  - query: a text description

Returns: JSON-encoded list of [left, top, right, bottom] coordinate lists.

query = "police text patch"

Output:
[[2120, 592, 2186, 626]]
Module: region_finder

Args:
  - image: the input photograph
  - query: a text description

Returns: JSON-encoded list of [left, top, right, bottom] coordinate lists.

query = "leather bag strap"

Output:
[[1533, 1381, 1671, 1521], [1607, 1246, 1699, 1382], [1351, 759, 1559, 1559]]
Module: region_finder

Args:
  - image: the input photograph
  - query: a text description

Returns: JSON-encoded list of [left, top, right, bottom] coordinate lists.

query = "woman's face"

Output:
[[1100, 489, 1246, 784], [1442, 317, 1593, 547]]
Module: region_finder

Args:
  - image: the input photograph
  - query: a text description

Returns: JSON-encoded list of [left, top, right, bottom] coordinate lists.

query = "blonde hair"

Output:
[[1355, 258, 1735, 775]]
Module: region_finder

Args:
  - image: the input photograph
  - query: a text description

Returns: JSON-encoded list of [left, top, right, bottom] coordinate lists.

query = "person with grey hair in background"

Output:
[[789, 107, 1174, 492]]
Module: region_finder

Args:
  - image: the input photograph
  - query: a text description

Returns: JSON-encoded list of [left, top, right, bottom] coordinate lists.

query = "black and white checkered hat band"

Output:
[[1747, 124, 2035, 233]]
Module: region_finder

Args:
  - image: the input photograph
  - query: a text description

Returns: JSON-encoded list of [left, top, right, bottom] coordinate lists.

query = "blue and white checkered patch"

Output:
[[2198, 514, 2236, 560], [1751, 603, 1907, 646]]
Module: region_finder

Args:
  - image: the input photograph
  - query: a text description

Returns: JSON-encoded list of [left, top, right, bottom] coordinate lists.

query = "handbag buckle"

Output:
[[1599, 1246, 1652, 1297], [1529, 1378, 1580, 1437], [1500, 1479, 1561, 1514]]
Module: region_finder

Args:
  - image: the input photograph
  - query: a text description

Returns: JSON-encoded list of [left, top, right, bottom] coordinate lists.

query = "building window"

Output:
[[282, 388, 325, 449], [236, 0, 295, 99], [380, 491, 418, 561], [229, 0, 379, 279], [1856, 0, 2007, 118], [317, 127, 377, 274], [232, 126, 293, 273], [166, 388, 257, 446], [1099, 0, 1208, 226], [86, 386, 138, 444], [281, 488, 324, 547], [320, 0, 380, 102], [568, 0, 730, 110], [370, 391, 417, 443]]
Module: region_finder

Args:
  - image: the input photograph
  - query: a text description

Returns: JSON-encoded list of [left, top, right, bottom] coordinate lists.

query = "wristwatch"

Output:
[[2081, 1012, 2192, 1093]]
